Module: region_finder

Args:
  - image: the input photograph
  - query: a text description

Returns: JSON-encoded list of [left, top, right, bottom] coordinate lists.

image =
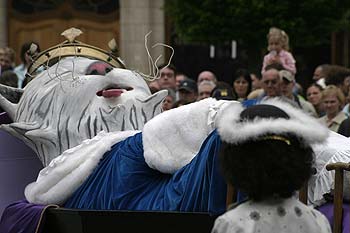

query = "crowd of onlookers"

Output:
[[0, 29, 346, 233], [149, 27, 350, 138], [0, 41, 41, 89], [2, 29, 350, 138]]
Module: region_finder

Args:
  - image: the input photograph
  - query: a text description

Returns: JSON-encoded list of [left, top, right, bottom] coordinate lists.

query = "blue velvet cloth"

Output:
[[65, 130, 227, 215], [242, 98, 260, 107]]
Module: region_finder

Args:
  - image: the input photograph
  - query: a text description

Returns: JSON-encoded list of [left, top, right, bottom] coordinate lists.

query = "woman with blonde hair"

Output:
[[318, 85, 347, 132]]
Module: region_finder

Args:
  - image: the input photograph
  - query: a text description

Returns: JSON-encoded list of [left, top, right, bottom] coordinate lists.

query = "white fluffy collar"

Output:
[[216, 98, 329, 145], [142, 98, 234, 173], [25, 130, 139, 205]]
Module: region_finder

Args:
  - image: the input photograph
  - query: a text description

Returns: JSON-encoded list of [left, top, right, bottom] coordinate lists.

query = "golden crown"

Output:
[[27, 28, 126, 77]]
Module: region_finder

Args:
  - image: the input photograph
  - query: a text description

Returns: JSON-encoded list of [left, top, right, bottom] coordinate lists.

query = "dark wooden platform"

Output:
[[43, 208, 218, 233]]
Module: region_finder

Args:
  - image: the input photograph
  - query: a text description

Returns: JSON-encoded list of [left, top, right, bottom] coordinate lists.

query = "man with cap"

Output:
[[178, 79, 198, 104], [280, 70, 317, 117]]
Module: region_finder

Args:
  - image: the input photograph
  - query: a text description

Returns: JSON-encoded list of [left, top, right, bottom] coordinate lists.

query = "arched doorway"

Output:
[[8, 0, 120, 64]]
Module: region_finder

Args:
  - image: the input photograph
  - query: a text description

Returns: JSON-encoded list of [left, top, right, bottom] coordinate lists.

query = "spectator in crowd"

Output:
[[197, 80, 216, 101], [318, 85, 347, 133], [279, 70, 317, 117], [261, 27, 296, 75], [250, 73, 261, 91], [174, 72, 189, 101], [324, 65, 350, 97], [259, 66, 282, 98], [212, 103, 331, 233], [14, 41, 41, 88], [162, 88, 176, 111], [0, 70, 18, 88], [313, 64, 329, 88], [255, 63, 285, 99], [157, 64, 177, 91], [244, 64, 304, 108], [337, 117, 350, 137], [0, 47, 16, 73], [178, 79, 198, 104], [342, 86, 350, 116], [148, 80, 160, 94], [243, 65, 283, 106], [293, 82, 304, 97], [211, 81, 236, 101], [306, 83, 325, 117], [247, 73, 264, 99], [337, 76, 350, 136], [175, 72, 188, 90], [197, 70, 217, 85], [232, 69, 252, 102], [172, 99, 188, 108]]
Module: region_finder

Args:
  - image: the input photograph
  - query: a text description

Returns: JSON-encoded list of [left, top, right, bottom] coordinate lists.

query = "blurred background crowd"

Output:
[[0, 0, 350, 136]]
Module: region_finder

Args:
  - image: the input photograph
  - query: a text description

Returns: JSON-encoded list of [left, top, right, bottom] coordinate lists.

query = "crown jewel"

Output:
[[27, 27, 126, 77]]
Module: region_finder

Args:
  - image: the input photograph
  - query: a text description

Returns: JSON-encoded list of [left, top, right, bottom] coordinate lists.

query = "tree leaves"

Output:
[[165, 0, 350, 49]]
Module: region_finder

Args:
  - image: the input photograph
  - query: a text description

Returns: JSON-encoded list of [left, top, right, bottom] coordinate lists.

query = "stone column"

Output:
[[0, 0, 7, 47], [119, 0, 165, 74]]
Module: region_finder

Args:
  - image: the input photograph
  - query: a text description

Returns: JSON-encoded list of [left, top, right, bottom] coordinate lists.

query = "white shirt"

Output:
[[212, 197, 331, 233], [14, 63, 27, 88]]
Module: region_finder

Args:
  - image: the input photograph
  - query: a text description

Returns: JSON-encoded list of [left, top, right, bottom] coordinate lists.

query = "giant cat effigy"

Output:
[[0, 28, 349, 232], [0, 28, 230, 212]]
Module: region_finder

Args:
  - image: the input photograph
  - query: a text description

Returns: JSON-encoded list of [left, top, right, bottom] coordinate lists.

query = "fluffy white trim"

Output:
[[309, 131, 350, 206], [216, 98, 329, 145], [25, 130, 139, 205], [143, 98, 235, 174]]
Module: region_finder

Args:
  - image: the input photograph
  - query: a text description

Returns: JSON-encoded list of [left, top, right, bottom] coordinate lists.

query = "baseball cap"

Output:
[[211, 87, 236, 100], [279, 70, 295, 82], [179, 79, 198, 93]]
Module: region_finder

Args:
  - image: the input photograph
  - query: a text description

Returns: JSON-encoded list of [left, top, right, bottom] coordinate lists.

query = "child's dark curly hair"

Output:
[[219, 134, 314, 201]]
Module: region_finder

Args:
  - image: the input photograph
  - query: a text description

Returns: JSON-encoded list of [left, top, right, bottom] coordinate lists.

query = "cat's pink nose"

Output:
[[86, 61, 113, 76]]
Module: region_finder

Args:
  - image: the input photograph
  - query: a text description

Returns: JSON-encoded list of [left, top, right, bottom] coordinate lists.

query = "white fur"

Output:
[[25, 98, 234, 204], [25, 130, 139, 205], [309, 131, 350, 206], [216, 98, 329, 145], [143, 98, 234, 174]]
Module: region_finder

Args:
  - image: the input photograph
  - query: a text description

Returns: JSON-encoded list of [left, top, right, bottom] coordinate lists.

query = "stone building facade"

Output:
[[0, 0, 166, 73]]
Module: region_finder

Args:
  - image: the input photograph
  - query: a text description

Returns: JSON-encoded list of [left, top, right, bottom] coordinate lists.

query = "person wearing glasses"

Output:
[[243, 63, 286, 107]]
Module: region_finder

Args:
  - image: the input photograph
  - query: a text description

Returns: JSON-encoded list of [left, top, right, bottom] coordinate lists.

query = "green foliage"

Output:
[[165, 0, 350, 49]]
